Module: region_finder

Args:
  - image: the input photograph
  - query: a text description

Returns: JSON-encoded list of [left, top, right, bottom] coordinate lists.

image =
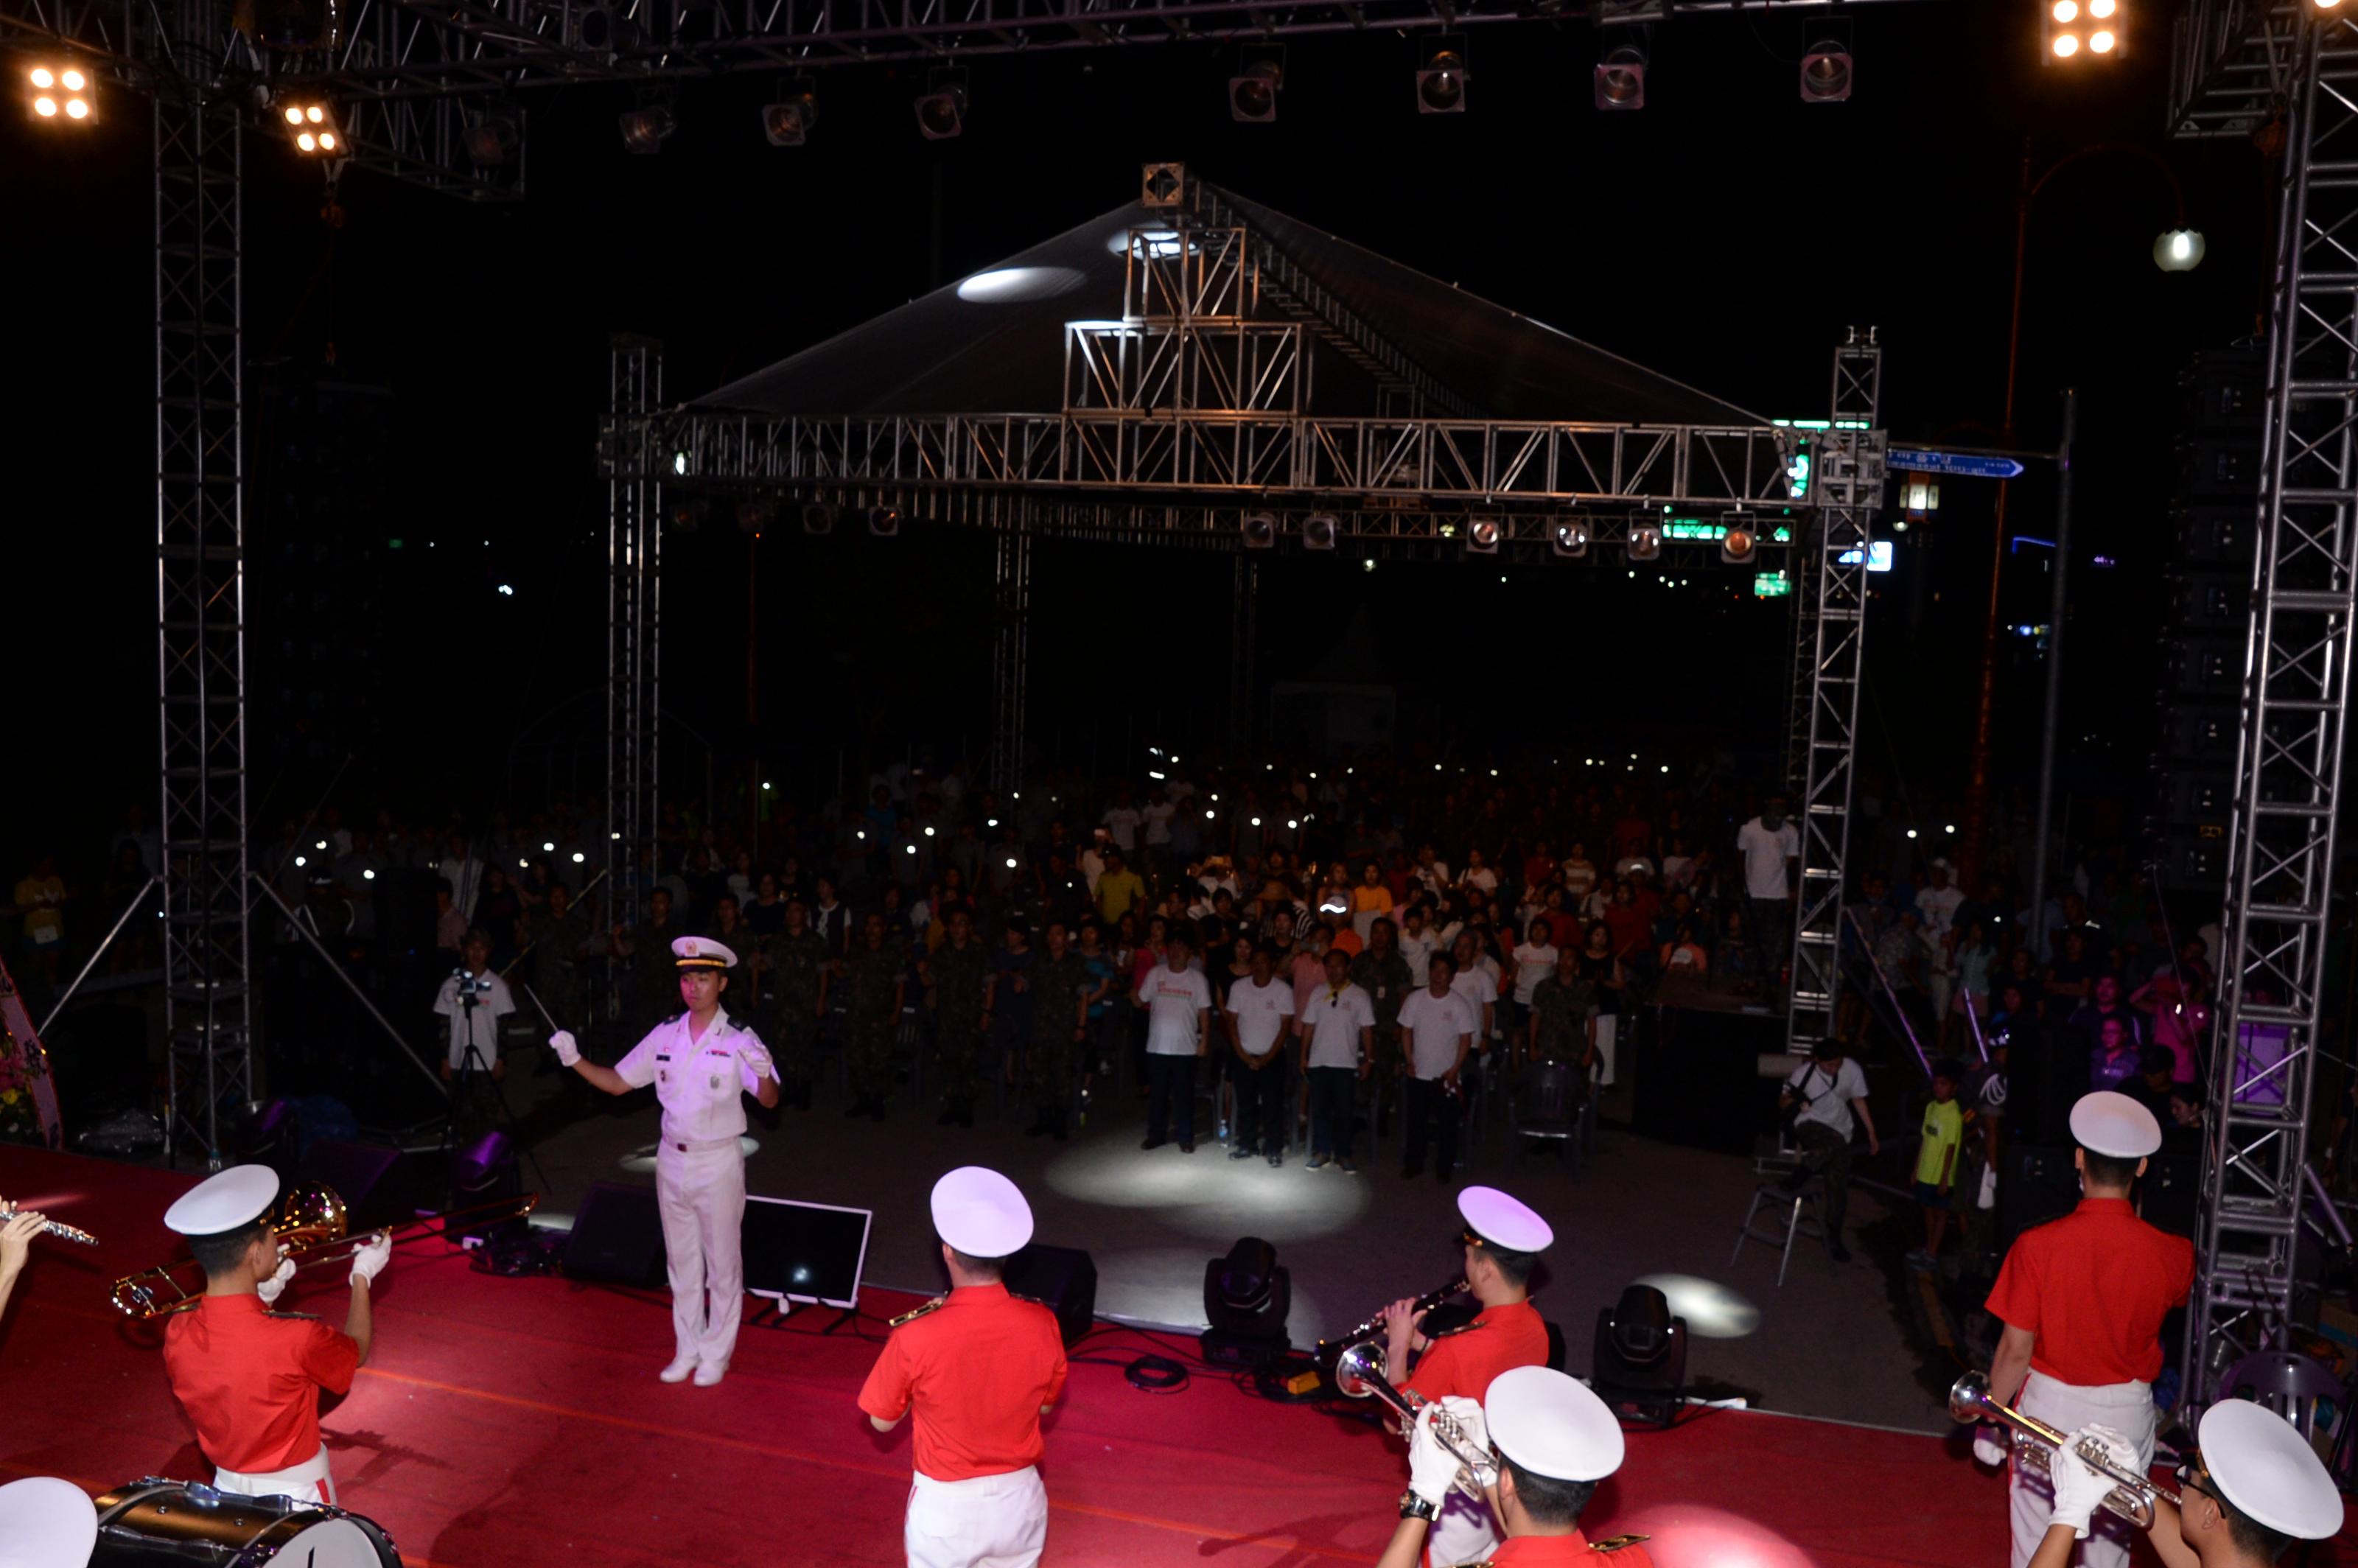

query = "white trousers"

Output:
[[1426, 1485, 1498, 1568], [214, 1445, 336, 1505], [1592, 1015, 1618, 1088], [656, 1137, 746, 1369], [2007, 1371, 2156, 1568], [905, 1466, 1046, 1568]]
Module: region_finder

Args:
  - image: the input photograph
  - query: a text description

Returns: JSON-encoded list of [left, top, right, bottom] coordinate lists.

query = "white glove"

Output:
[[1409, 1396, 1489, 1509], [349, 1232, 393, 1287], [738, 1040, 777, 1081], [255, 1251, 295, 1305], [2047, 1424, 2135, 1539], [549, 1030, 581, 1066], [1973, 1423, 2009, 1467]]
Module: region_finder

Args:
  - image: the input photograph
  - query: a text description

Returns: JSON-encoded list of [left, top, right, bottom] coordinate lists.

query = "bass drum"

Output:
[[88, 1480, 401, 1567]]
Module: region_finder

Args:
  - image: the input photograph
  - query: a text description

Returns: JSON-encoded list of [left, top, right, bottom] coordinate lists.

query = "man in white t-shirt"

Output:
[[433, 929, 515, 1078], [1396, 954, 1476, 1182], [1101, 788, 1144, 855], [1132, 930, 1214, 1153], [1777, 1037, 1879, 1262], [1915, 859, 1966, 942], [1396, 906, 1439, 988], [1223, 945, 1297, 1166], [1448, 932, 1500, 1046], [437, 831, 486, 923], [1299, 948, 1375, 1173], [1736, 797, 1802, 996], [1141, 797, 1178, 870]]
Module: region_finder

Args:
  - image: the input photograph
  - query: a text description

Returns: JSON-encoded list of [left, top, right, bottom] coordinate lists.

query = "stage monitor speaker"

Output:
[[1997, 1145, 2082, 1259], [1003, 1243, 1098, 1349], [297, 1138, 407, 1231], [2143, 1139, 2203, 1239], [1632, 1004, 1783, 1155], [565, 1181, 667, 1288]]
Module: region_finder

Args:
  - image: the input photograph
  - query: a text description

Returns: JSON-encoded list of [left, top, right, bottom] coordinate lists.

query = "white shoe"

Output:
[[659, 1355, 697, 1384], [693, 1362, 727, 1387]]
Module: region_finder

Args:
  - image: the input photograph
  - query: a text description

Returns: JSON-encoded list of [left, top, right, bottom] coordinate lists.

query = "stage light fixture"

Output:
[[465, 111, 519, 167], [570, 3, 617, 52], [1200, 1236, 1291, 1363], [1628, 524, 1662, 562], [1595, 36, 1647, 110], [1302, 514, 1338, 550], [1241, 513, 1278, 550], [1721, 517, 1757, 564], [2155, 228, 2206, 271], [1416, 35, 1468, 113], [801, 502, 837, 535], [763, 78, 817, 146], [1465, 517, 1501, 555], [1551, 519, 1590, 558], [665, 497, 705, 532], [27, 60, 95, 122], [1592, 1283, 1688, 1427], [735, 500, 774, 536], [2045, 0, 2119, 62], [1228, 46, 1284, 122], [1141, 161, 1186, 209], [619, 97, 674, 154], [1799, 38, 1852, 102], [867, 504, 901, 537], [916, 69, 968, 139], [282, 99, 340, 154]]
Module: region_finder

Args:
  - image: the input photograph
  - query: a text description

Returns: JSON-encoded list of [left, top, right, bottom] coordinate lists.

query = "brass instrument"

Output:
[[109, 1180, 539, 1318], [1950, 1373, 2180, 1528], [1333, 1341, 1496, 1502], [1318, 1278, 1470, 1359], [0, 1208, 99, 1247]]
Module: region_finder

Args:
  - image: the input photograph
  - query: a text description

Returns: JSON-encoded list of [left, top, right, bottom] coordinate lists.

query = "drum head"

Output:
[[241, 1517, 397, 1568]]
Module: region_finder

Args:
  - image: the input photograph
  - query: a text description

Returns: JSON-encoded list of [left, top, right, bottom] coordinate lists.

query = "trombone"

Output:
[[1950, 1373, 2180, 1528], [110, 1180, 539, 1319], [1334, 1341, 1496, 1502]]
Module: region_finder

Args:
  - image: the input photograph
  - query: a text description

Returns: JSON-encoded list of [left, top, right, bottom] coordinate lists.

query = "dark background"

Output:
[[4, 3, 2264, 867]]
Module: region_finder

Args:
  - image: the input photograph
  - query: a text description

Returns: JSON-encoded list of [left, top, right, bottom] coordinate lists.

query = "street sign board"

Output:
[[1889, 449, 2025, 480]]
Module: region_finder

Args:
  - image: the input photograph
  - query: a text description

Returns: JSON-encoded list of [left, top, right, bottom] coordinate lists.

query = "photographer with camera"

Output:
[[433, 930, 515, 1134]]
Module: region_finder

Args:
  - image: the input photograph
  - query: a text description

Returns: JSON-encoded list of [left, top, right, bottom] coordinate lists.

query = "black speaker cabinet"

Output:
[[564, 1180, 667, 1287], [1003, 1243, 1099, 1349]]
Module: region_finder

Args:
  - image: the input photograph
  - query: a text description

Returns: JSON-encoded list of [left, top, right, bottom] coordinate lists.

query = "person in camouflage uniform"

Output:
[[842, 911, 905, 1121], [613, 886, 683, 1034], [1024, 920, 1092, 1141], [921, 908, 993, 1127], [524, 881, 592, 1036], [1351, 916, 1414, 1138], [760, 896, 830, 1110], [1525, 947, 1596, 1073]]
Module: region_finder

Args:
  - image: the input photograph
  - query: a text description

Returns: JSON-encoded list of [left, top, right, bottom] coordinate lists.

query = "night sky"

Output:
[[7, 2, 2268, 872]]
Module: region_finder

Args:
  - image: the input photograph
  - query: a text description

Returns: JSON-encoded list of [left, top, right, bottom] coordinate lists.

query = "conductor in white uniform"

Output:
[[553, 935, 779, 1387]]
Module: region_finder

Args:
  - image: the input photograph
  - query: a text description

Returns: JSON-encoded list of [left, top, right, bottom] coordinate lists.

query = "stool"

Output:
[[1729, 1180, 1826, 1288]]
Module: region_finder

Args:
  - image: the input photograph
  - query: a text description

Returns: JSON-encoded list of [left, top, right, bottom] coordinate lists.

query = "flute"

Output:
[[0, 1209, 99, 1247]]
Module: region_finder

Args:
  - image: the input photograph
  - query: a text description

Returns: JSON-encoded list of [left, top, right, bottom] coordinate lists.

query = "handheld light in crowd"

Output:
[[543, 841, 556, 853], [924, 825, 937, 837], [2155, 228, 2205, 271], [294, 856, 307, 868], [571, 852, 585, 864], [1004, 857, 1018, 869], [363, 869, 375, 880], [315, 840, 328, 851]]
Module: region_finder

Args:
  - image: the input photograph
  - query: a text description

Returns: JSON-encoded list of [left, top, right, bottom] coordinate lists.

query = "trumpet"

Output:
[[110, 1180, 539, 1319], [1318, 1278, 1469, 1359], [1950, 1373, 2180, 1528], [1333, 1341, 1495, 1502], [0, 1208, 99, 1247]]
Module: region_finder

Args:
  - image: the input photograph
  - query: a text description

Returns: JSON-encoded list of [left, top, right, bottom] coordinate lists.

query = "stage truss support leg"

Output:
[[1231, 553, 1259, 753], [606, 337, 662, 942], [990, 517, 1031, 796], [1786, 329, 1885, 1057], [155, 71, 250, 1169], [2186, 13, 2358, 1405], [1785, 530, 1821, 794]]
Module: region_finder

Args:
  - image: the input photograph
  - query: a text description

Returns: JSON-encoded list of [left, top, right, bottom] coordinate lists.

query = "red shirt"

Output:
[[1404, 1299, 1550, 1404], [161, 1293, 360, 1472], [858, 1284, 1069, 1481], [1491, 1530, 1656, 1565], [1984, 1197, 2194, 1385]]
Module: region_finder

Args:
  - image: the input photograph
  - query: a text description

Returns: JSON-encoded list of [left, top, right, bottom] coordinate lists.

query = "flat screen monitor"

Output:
[[743, 1195, 872, 1309]]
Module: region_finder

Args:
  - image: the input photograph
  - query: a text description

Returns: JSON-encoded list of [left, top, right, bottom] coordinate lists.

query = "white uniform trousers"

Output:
[[2007, 1370, 2156, 1568], [1592, 1015, 1618, 1088], [904, 1466, 1047, 1568], [655, 1135, 747, 1370], [1425, 1485, 1498, 1568], [214, 1444, 336, 1505]]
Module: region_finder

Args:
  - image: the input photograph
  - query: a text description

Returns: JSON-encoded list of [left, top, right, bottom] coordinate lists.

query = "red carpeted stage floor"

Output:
[[2, 1144, 2348, 1568]]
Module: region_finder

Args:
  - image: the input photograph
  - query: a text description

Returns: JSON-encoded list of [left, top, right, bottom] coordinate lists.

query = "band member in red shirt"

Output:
[[159, 1166, 391, 1504], [1377, 1186, 1554, 1566], [1377, 1365, 1654, 1568], [1983, 1091, 2193, 1568], [860, 1166, 1068, 1568]]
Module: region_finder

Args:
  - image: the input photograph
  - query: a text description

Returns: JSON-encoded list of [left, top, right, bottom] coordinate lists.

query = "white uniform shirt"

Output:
[[1916, 883, 1966, 940], [1139, 964, 1214, 1056], [615, 1008, 768, 1142], [1737, 818, 1801, 901], [1398, 986, 1477, 1079], [1301, 982, 1376, 1071], [1785, 1057, 1869, 1141], [1397, 929, 1438, 987], [1227, 976, 1295, 1058], [432, 969, 516, 1068], [1449, 966, 1500, 1035]]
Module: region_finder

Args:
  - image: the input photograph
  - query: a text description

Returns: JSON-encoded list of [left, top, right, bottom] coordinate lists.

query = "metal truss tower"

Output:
[[606, 337, 662, 934], [154, 28, 251, 1167], [2180, 11, 2358, 1403], [1786, 331, 1885, 1057]]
